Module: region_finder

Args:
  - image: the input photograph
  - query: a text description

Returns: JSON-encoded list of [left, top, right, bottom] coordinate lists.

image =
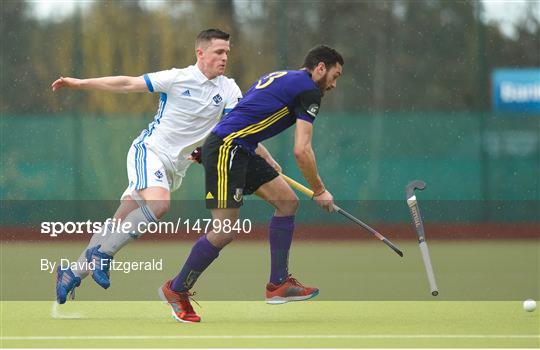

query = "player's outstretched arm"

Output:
[[294, 119, 334, 212], [51, 76, 148, 93], [255, 143, 282, 173]]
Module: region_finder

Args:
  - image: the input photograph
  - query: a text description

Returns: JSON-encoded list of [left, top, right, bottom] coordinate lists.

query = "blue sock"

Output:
[[269, 215, 295, 285], [171, 235, 220, 292]]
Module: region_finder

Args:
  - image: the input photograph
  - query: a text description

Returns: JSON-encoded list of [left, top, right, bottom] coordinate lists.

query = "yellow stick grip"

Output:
[[280, 173, 315, 198]]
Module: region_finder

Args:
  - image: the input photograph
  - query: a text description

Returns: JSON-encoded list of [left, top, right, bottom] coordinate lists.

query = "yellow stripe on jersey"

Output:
[[217, 107, 289, 208], [223, 107, 289, 144], [223, 107, 289, 145]]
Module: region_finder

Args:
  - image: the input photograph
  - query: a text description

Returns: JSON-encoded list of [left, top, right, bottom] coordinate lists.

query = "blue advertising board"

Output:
[[492, 68, 540, 113]]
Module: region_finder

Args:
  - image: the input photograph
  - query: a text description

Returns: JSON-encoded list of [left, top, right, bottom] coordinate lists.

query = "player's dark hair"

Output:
[[196, 29, 230, 48], [302, 45, 344, 70]]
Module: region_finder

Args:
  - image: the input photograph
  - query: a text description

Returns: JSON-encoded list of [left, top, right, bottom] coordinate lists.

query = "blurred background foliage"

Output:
[[1, 0, 539, 114]]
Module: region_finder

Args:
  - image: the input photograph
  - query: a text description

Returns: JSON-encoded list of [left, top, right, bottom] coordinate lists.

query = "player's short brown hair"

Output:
[[302, 45, 344, 70], [196, 29, 230, 50]]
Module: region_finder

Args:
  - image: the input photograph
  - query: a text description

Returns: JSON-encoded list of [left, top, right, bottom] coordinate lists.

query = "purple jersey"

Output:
[[212, 70, 322, 153]]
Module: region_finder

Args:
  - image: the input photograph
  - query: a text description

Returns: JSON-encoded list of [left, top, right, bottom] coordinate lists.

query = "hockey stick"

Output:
[[406, 180, 439, 296], [281, 173, 403, 257]]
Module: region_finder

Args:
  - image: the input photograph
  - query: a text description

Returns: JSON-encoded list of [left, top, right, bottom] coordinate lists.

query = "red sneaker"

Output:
[[265, 275, 319, 304], [158, 280, 201, 323]]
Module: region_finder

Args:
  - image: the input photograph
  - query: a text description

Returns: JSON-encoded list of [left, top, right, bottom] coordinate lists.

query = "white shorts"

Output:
[[121, 142, 188, 199]]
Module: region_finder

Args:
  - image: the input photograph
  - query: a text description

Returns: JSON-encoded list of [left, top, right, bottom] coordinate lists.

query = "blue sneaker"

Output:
[[56, 266, 81, 304], [85, 245, 113, 289]]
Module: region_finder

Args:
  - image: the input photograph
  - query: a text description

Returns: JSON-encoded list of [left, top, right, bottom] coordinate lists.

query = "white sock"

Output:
[[72, 221, 114, 279], [99, 205, 157, 256]]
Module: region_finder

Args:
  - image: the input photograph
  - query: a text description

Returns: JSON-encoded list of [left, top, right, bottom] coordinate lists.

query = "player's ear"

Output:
[[316, 62, 327, 74], [196, 47, 204, 60]]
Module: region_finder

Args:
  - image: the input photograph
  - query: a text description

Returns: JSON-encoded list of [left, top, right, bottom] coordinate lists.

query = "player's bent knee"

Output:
[[276, 196, 299, 216], [148, 200, 170, 220], [288, 196, 300, 213], [206, 231, 235, 249]]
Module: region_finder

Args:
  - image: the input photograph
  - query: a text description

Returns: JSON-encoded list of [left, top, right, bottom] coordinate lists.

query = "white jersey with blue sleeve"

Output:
[[134, 64, 242, 175], [123, 65, 241, 197]]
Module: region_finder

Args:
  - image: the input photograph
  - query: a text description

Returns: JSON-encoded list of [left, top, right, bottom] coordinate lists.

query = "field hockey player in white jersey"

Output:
[[51, 28, 242, 304]]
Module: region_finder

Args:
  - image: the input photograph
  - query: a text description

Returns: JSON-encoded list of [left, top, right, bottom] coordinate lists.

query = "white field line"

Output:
[[1, 335, 539, 340]]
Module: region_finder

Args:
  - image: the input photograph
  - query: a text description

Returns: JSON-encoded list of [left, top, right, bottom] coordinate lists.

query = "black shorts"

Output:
[[202, 133, 279, 209]]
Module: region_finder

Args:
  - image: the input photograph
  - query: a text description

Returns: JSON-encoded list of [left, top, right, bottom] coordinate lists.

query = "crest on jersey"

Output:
[[212, 93, 223, 105], [307, 104, 319, 117]]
